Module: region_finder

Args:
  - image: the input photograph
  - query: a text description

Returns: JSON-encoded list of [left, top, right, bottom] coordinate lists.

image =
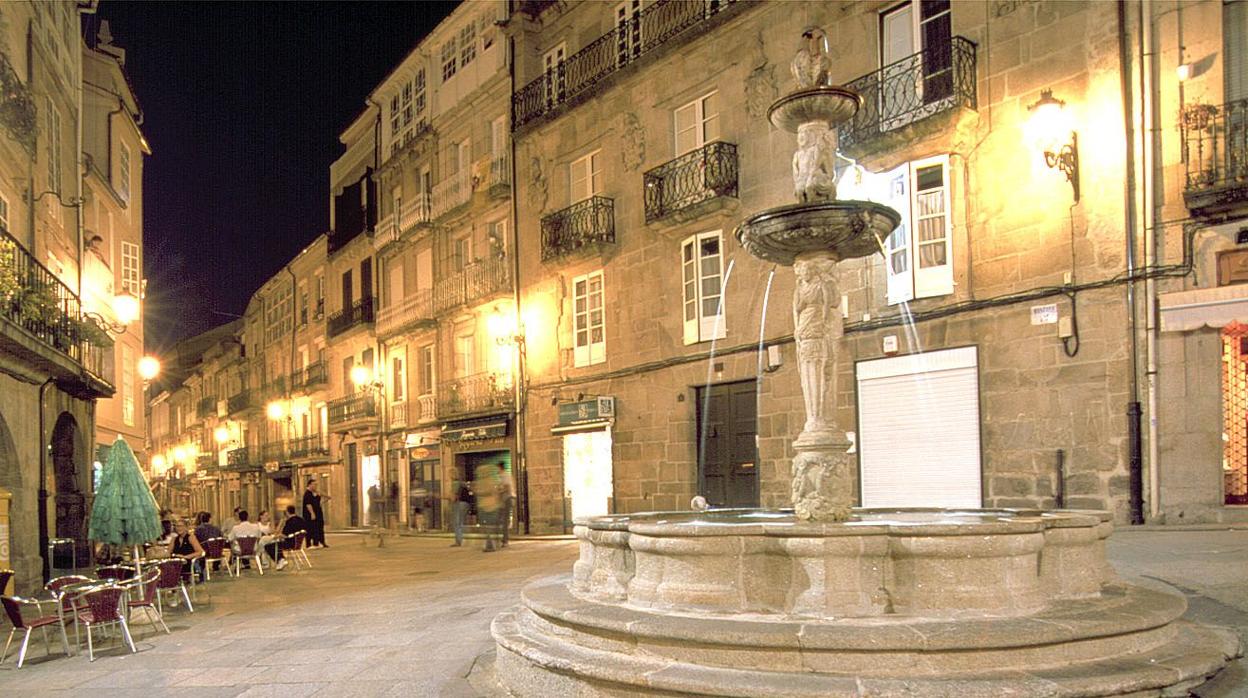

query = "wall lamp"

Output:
[[83, 289, 139, 334], [1027, 89, 1080, 202]]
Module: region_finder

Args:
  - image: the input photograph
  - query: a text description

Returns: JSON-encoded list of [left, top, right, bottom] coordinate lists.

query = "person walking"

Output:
[[474, 463, 501, 552], [497, 462, 515, 547], [450, 479, 472, 547], [303, 478, 330, 548]]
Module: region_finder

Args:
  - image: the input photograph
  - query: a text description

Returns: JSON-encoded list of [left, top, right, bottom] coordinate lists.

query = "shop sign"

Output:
[[557, 397, 616, 427], [263, 461, 282, 473], [409, 443, 440, 460], [442, 420, 508, 442]]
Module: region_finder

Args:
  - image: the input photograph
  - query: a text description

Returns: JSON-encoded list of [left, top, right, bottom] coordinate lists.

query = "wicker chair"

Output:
[[231, 537, 264, 576], [1, 595, 72, 667], [72, 584, 137, 661], [153, 558, 195, 614], [122, 568, 168, 637], [200, 536, 231, 580]]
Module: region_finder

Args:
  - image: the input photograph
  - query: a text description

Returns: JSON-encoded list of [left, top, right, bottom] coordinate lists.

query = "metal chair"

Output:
[[0, 569, 13, 594], [122, 568, 168, 637], [71, 584, 137, 661], [280, 530, 312, 569], [153, 558, 195, 614], [44, 574, 93, 650], [95, 565, 137, 582], [231, 537, 264, 576], [200, 536, 230, 580], [1, 595, 72, 667]]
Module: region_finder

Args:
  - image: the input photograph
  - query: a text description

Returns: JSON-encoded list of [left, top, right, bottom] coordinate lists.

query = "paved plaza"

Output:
[[0, 528, 1244, 697]]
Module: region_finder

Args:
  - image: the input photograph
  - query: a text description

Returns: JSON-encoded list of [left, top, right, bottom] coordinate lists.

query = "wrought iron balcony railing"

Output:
[[512, 0, 741, 130], [434, 256, 512, 313], [540, 196, 615, 262], [328, 391, 377, 427], [197, 396, 216, 420], [0, 228, 111, 378], [643, 141, 738, 222], [327, 297, 375, 338], [195, 454, 217, 472], [288, 433, 329, 459], [227, 389, 253, 414], [400, 193, 432, 233], [437, 372, 514, 417], [261, 441, 286, 463], [377, 288, 434, 339], [0, 50, 36, 153], [1182, 98, 1248, 214], [836, 36, 977, 153], [431, 170, 473, 220], [226, 446, 257, 470], [260, 375, 287, 402], [292, 360, 328, 390]]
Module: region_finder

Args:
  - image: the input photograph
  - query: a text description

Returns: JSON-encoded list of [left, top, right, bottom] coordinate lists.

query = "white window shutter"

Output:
[[912, 156, 954, 298], [388, 263, 404, 306], [884, 164, 914, 305], [681, 237, 699, 345], [675, 102, 697, 155], [416, 248, 432, 291], [570, 157, 589, 202]]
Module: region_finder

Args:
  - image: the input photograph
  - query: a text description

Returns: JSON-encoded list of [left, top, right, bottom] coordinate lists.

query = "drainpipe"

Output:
[[507, 5, 529, 534], [286, 264, 298, 492], [38, 378, 55, 583], [1119, 0, 1144, 525], [1142, 0, 1161, 522], [75, 27, 85, 299], [25, 19, 36, 251]]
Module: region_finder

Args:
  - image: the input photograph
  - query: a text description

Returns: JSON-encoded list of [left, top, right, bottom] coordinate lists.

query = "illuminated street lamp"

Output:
[[1027, 89, 1080, 202], [83, 289, 140, 334], [214, 425, 231, 445], [138, 355, 161, 382], [266, 400, 288, 421]]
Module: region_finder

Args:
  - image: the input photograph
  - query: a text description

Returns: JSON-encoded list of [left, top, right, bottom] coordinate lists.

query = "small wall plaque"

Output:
[[1217, 249, 1248, 286]]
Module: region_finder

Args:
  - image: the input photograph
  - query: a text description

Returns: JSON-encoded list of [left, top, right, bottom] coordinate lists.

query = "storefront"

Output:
[[442, 414, 518, 531], [552, 397, 616, 530]]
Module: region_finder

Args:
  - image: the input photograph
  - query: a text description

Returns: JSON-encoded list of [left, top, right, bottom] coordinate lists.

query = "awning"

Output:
[[1159, 285, 1248, 331]]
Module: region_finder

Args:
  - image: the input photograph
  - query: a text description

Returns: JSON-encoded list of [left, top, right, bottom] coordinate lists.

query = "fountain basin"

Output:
[[735, 201, 901, 265], [767, 86, 862, 132]]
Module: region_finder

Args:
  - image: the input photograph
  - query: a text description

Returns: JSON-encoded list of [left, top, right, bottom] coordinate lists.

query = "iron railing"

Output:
[[431, 170, 473, 219], [643, 141, 738, 222], [1183, 98, 1248, 212], [513, 0, 741, 129], [0, 49, 36, 152], [226, 446, 256, 470], [415, 394, 437, 423], [261, 441, 286, 463], [377, 288, 434, 339], [837, 36, 977, 152], [197, 396, 216, 420], [259, 376, 287, 402], [328, 391, 377, 427], [434, 255, 512, 313], [327, 297, 375, 338], [195, 454, 217, 472], [227, 389, 253, 414], [288, 433, 329, 459], [0, 228, 110, 376], [540, 196, 615, 262], [437, 372, 514, 417], [292, 360, 328, 390]]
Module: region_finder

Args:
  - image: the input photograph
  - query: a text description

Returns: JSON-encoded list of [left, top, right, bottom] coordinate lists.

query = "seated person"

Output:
[[227, 510, 270, 568], [170, 518, 205, 581]]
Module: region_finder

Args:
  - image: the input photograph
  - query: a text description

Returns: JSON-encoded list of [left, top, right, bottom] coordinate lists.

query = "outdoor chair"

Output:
[[0, 569, 13, 594], [122, 568, 168, 637], [278, 531, 311, 570], [0, 595, 72, 667], [71, 584, 137, 661], [153, 558, 195, 614], [200, 536, 230, 580], [45, 574, 93, 650], [231, 537, 264, 576], [96, 565, 137, 582]]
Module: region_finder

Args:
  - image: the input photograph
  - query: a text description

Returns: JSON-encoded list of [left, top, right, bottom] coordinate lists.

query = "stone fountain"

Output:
[[489, 29, 1239, 697]]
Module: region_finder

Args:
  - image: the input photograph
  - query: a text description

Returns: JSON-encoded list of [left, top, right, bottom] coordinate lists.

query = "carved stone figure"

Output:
[[527, 153, 549, 213], [617, 112, 645, 172], [793, 122, 837, 202], [791, 450, 852, 522], [791, 27, 832, 89], [744, 30, 778, 119], [792, 254, 838, 436]]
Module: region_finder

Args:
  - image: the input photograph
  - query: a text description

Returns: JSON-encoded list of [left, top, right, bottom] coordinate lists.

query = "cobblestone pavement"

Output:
[[0, 528, 1244, 697]]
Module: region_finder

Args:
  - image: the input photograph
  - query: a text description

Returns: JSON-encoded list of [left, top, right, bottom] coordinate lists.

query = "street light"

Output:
[[82, 289, 140, 334], [1027, 89, 1080, 202], [138, 355, 161, 382], [266, 400, 287, 421], [214, 425, 231, 445]]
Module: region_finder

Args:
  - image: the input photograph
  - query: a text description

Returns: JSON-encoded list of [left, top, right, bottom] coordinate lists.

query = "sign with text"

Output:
[[557, 397, 616, 427]]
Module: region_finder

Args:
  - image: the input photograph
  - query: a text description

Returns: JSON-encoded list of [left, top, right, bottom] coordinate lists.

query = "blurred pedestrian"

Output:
[[449, 479, 472, 547], [474, 463, 501, 552], [497, 462, 515, 547]]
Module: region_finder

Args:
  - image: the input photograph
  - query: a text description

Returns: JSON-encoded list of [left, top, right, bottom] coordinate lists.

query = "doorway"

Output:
[[51, 413, 87, 566], [1221, 324, 1248, 504], [562, 428, 614, 523], [695, 380, 759, 508]]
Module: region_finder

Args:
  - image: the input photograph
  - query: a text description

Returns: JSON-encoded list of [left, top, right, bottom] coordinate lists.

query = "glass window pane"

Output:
[[919, 242, 946, 267], [916, 164, 943, 191], [702, 276, 720, 297], [917, 216, 944, 242], [700, 237, 719, 257], [591, 328, 603, 342], [702, 297, 721, 317]]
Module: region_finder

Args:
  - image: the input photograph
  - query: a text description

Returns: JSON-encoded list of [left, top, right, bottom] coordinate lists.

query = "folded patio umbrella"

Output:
[[88, 436, 163, 570]]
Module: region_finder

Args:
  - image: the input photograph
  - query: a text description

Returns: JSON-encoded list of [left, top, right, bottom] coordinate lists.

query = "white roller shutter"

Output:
[[856, 346, 982, 508]]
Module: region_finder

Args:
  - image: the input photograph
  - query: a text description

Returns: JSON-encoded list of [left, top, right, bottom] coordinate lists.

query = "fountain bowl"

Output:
[[735, 200, 901, 266], [768, 86, 862, 133]]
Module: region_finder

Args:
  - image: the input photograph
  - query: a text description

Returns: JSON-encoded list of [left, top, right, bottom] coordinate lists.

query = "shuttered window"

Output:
[[1228, 0, 1248, 103], [573, 270, 605, 367], [880, 155, 953, 304], [856, 346, 982, 508], [681, 231, 726, 344], [570, 150, 602, 203]]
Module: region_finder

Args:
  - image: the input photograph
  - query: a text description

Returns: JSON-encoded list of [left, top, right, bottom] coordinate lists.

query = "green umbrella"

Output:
[[88, 436, 163, 569]]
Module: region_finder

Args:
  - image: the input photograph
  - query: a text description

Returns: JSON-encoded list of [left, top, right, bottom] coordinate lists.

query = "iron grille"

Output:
[[288, 434, 329, 459], [1182, 99, 1248, 212], [328, 391, 377, 426], [293, 360, 328, 390], [327, 296, 376, 338], [226, 446, 255, 469], [512, 0, 742, 130], [227, 389, 252, 414], [837, 36, 977, 152], [437, 372, 514, 417], [1223, 324, 1248, 505], [540, 196, 615, 262], [197, 397, 216, 420], [643, 141, 738, 223]]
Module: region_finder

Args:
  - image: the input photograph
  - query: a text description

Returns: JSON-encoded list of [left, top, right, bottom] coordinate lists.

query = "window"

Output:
[[674, 91, 721, 155], [298, 280, 309, 326], [315, 276, 325, 318], [118, 143, 131, 201], [391, 349, 406, 402], [389, 94, 401, 141], [881, 155, 953, 304], [573, 271, 605, 367], [342, 356, 355, 395], [452, 234, 472, 271], [121, 241, 140, 296], [419, 344, 435, 394], [454, 333, 474, 378], [616, 0, 642, 66], [401, 82, 413, 129], [47, 100, 62, 194], [265, 284, 293, 344], [570, 150, 602, 203], [681, 231, 726, 344], [0, 192, 8, 230], [122, 343, 135, 426], [441, 38, 457, 81], [388, 260, 404, 307], [487, 218, 507, 257], [416, 247, 433, 291], [460, 22, 477, 67], [414, 69, 427, 116], [879, 0, 953, 127], [544, 44, 567, 105]]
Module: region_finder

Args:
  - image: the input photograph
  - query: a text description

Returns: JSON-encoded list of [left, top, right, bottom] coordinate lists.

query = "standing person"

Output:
[[449, 479, 472, 547], [303, 478, 329, 548], [474, 463, 501, 552], [497, 462, 516, 548]]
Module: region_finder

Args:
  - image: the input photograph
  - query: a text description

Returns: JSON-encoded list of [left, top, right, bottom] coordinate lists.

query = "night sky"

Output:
[[92, 1, 456, 354]]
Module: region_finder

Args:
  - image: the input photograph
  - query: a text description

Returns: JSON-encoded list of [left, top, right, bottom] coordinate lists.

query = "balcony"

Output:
[[226, 446, 259, 471], [1183, 99, 1248, 216], [437, 372, 514, 418], [195, 454, 217, 473], [431, 170, 473, 220], [259, 376, 287, 402], [327, 297, 375, 339], [261, 441, 286, 463], [434, 256, 512, 314], [540, 196, 615, 262], [328, 391, 378, 432], [197, 396, 216, 420], [488, 153, 511, 196], [227, 389, 254, 415], [400, 193, 432, 233], [288, 433, 329, 460], [377, 288, 435, 339], [643, 141, 738, 223], [0, 228, 113, 393], [512, 0, 743, 130], [390, 401, 407, 430], [292, 360, 328, 391], [415, 394, 437, 424], [836, 36, 978, 154]]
